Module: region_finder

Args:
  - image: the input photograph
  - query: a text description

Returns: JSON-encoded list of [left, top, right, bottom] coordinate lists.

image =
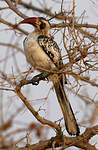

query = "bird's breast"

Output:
[[24, 33, 56, 72]]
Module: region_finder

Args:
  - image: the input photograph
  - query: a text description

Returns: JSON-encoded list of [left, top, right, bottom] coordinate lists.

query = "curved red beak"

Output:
[[18, 17, 38, 26]]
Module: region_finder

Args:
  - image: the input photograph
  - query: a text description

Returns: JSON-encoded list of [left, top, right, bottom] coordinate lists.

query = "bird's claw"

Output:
[[31, 76, 40, 85], [31, 73, 49, 85]]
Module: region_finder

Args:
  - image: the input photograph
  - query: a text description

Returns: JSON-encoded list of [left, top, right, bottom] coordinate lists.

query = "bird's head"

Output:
[[18, 17, 50, 35]]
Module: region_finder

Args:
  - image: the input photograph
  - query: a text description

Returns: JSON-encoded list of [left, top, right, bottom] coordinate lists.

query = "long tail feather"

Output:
[[53, 76, 80, 136]]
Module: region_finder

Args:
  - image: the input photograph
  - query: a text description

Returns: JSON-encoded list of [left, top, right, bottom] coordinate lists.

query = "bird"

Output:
[[18, 17, 80, 136]]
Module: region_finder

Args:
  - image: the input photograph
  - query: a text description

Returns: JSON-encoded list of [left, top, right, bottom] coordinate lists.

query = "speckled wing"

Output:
[[37, 35, 62, 69]]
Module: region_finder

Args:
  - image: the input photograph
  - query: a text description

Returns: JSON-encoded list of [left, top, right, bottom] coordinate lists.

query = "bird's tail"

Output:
[[53, 75, 80, 136]]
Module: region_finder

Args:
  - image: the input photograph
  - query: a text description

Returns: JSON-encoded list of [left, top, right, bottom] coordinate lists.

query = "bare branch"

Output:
[[15, 79, 61, 132], [5, 0, 27, 18]]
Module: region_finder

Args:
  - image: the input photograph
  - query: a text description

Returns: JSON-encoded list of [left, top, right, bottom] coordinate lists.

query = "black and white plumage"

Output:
[[38, 35, 62, 68], [19, 17, 80, 136]]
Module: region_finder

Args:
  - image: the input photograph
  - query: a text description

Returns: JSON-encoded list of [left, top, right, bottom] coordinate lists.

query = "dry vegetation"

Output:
[[0, 0, 98, 149]]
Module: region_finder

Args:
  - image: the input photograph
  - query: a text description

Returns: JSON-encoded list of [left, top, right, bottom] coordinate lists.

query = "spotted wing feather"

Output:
[[38, 35, 62, 68]]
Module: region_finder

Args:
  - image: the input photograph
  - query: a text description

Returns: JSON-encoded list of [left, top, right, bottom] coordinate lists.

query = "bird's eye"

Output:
[[40, 22, 46, 29]]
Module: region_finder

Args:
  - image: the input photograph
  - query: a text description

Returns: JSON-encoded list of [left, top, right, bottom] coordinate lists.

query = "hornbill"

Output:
[[18, 17, 80, 136]]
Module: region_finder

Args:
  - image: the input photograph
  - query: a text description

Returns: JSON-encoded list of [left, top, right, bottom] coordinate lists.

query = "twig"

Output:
[[0, 42, 23, 54], [0, 17, 28, 35]]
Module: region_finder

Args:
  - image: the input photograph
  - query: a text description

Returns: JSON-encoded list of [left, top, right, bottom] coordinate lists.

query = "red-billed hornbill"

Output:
[[18, 17, 80, 136]]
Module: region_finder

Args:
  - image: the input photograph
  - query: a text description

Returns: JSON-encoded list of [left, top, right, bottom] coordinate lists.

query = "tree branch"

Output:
[[15, 78, 61, 133], [5, 0, 27, 18], [0, 125, 97, 150]]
